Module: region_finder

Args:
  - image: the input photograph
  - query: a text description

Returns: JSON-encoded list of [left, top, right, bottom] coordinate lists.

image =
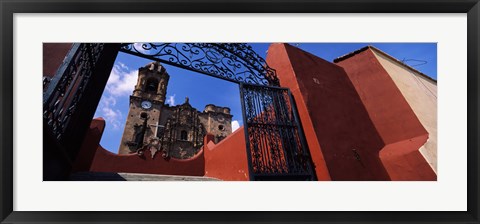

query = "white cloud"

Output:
[[97, 95, 123, 130], [102, 95, 117, 107], [118, 62, 129, 70], [102, 107, 121, 121], [105, 62, 138, 96], [94, 60, 138, 131], [166, 94, 176, 106], [231, 120, 240, 132]]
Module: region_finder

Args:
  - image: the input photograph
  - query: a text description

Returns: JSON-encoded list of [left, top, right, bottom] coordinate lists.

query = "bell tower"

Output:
[[118, 61, 169, 154]]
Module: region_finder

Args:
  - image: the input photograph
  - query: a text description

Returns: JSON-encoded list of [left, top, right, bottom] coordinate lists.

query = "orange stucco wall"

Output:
[[379, 135, 435, 180], [335, 48, 436, 180], [268, 43, 390, 180], [266, 44, 331, 181], [335, 49, 429, 145], [73, 118, 248, 179], [372, 50, 437, 173], [203, 128, 250, 181], [267, 44, 436, 181]]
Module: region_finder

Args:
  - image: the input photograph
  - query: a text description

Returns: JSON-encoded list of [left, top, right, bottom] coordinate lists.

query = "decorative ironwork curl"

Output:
[[120, 43, 279, 86]]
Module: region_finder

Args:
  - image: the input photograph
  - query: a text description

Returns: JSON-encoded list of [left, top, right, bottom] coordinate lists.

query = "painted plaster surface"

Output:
[[268, 44, 394, 180], [372, 50, 437, 172]]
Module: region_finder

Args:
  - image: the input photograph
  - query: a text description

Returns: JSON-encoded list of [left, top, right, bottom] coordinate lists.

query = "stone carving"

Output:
[[126, 115, 149, 151], [136, 137, 162, 159], [157, 97, 206, 159]]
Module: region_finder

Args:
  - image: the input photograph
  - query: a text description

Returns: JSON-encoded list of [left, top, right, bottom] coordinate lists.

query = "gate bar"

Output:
[[239, 83, 255, 181], [287, 89, 317, 180]]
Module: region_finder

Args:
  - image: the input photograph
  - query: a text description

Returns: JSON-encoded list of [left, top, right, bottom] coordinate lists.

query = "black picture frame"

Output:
[[1, 0, 479, 223]]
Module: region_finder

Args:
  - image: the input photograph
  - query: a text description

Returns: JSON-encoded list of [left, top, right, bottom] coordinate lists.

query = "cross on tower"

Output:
[[149, 122, 165, 137]]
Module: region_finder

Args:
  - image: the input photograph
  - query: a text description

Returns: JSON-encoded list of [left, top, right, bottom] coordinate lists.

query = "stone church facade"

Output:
[[118, 61, 232, 159]]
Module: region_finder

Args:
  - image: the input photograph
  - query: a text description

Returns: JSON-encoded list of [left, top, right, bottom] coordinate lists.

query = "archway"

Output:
[[43, 43, 316, 181]]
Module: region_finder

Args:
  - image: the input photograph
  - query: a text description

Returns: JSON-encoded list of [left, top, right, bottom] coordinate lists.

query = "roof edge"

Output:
[[333, 46, 370, 63], [334, 45, 437, 83]]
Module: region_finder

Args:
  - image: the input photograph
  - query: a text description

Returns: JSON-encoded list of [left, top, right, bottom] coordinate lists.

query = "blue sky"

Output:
[[94, 43, 437, 153]]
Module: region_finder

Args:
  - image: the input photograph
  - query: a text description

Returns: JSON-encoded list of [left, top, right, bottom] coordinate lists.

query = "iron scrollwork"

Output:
[[43, 43, 105, 140], [120, 43, 280, 86]]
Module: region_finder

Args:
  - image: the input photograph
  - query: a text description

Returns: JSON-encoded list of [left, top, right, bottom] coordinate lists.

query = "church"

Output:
[[43, 43, 437, 181], [118, 61, 232, 159]]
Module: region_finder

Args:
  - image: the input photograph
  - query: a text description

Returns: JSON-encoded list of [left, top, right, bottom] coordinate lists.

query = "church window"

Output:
[[218, 125, 224, 131], [180, 130, 188, 140], [145, 78, 159, 93], [140, 112, 148, 119]]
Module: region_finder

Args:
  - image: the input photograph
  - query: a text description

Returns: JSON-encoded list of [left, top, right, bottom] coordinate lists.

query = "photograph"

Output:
[[3, 1, 478, 222], [43, 42, 437, 181]]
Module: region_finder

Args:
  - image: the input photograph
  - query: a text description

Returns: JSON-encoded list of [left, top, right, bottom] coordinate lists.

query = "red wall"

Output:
[[71, 118, 106, 172], [335, 49, 428, 145], [204, 128, 250, 181], [266, 44, 332, 181], [268, 44, 390, 180], [266, 44, 435, 180], [73, 118, 205, 176], [379, 135, 435, 180], [335, 48, 436, 180], [43, 43, 73, 77], [73, 118, 248, 179]]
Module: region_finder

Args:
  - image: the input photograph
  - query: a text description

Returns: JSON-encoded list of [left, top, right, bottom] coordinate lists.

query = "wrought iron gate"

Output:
[[240, 83, 316, 181], [44, 44, 105, 141], [43, 43, 120, 161]]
